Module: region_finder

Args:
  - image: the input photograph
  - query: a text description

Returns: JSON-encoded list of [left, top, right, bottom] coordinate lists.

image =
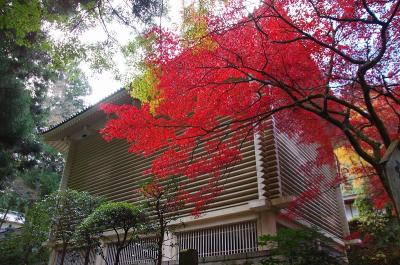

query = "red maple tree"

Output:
[[101, 0, 400, 216]]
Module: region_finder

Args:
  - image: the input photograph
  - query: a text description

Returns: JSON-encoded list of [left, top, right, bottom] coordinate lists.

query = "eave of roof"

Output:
[[41, 88, 125, 135]]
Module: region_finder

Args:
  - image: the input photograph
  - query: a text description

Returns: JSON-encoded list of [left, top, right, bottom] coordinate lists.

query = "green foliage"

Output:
[[0, 150, 16, 190], [19, 169, 60, 199], [0, 0, 57, 192], [18, 203, 52, 264], [129, 65, 159, 103], [123, 35, 162, 111], [0, 202, 52, 265], [0, 191, 100, 265], [78, 202, 146, 265], [0, 232, 25, 265], [0, 188, 26, 211], [0, 189, 26, 230], [0, 0, 166, 182], [0, 75, 33, 148], [259, 228, 342, 265], [41, 189, 102, 243], [181, 1, 218, 51], [0, 0, 42, 45], [347, 198, 400, 265], [0, 0, 91, 196], [45, 64, 92, 126], [81, 201, 146, 233], [130, 0, 164, 24]]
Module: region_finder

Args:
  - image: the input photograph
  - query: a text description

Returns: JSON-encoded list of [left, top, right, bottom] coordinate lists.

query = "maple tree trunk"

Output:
[[157, 227, 165, 265], [376, 165, 400, 221], [156, 198, 165, 265]]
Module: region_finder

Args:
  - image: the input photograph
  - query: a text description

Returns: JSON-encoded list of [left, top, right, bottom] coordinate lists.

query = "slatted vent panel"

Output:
[[106, 237, 158, 265], [67, 132, 259, 214], [259, 119, 281, 199], [55, 249, 96, 265], [274, 129, 344, 239], [177, 221, 258, 257]]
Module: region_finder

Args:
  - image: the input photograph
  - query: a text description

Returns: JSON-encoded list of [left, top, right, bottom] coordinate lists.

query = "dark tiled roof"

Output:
[[41, 88, 124, 134]]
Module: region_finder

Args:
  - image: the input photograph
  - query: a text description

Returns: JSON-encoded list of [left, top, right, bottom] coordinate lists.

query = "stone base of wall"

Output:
[[150, 251, 269, 265], [198, 251, 269, 265]]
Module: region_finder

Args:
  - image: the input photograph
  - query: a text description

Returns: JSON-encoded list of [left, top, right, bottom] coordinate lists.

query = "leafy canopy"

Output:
[[80, 201, 146, 233], [101, 0, 400, 213]]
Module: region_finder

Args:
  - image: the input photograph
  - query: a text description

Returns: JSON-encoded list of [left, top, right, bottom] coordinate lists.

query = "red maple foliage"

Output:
[[101, 0, 400, 216]]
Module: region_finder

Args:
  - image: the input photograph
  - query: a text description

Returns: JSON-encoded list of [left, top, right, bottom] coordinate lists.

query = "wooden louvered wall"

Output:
[[65, 118, 345, 239], [273, 128, 345, 239], [257, 119, 281, 200], [67, 132, 259, 215]]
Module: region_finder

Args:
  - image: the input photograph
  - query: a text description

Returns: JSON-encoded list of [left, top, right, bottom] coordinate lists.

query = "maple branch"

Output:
[[386, 0, 400, 25], [206, 47, 382, 151], [70, 0, 102, 32], [376, 76, 400, 105], [361, 0, 382, 24], [299, 102, 378, 166], [308, 0, 384, 25], [260, 2, 366, 65], [356, 29, 391, 147], [384, 96, 400, 133], [215, 43, 376, 125]]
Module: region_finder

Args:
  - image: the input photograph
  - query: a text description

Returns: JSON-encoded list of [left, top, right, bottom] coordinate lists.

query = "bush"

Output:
[[259, 228, 342, 265], [347, 198, 400, 265]]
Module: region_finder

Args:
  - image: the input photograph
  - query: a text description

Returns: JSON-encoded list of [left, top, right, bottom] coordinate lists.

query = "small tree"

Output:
[[259, 228, 342, 265], [0, 200, 51, 265], [79, 202, 146, 265], [139, 176, 186, 265], [19, 202, 53, 265], [42, 189, 102, 265], [73, 221, 101, 265], [0, 189, 25, 231]]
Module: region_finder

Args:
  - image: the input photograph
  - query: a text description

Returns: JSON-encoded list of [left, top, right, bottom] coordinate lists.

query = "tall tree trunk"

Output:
[[83, 246, 92, 265], [157, 224, 165, 265], [60, 243, 68, 265], [377, 165, 400, 221], [156, 198, 165, 265], [114, 248, 122, 265]]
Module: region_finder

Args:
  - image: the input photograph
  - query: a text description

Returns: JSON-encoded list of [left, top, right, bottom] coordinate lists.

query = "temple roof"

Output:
[[42, 88, 137, 152], [42, 88, 124, 135]]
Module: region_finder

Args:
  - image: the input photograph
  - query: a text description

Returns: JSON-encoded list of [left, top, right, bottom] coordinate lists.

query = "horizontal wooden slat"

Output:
[[274, 128, 344, 239], [68, 129, 258, 215]]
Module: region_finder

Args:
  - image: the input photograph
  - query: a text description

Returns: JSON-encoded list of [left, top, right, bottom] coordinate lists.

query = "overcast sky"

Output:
[[81, 0, 259, 105], [83, 0, 184, 104]]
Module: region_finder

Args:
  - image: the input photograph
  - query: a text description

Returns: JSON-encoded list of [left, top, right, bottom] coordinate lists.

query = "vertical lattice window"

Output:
[[177, 221, 258, 257], [55, 249, 96, 265], [106, 237, 158, 265]]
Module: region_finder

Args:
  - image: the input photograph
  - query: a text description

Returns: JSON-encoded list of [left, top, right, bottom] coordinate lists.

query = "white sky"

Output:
[[83, 0, 185, 105], [81, 0, 259, 105]]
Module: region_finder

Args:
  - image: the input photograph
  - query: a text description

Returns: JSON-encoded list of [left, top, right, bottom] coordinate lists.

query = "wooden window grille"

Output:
[[55, 249, 96, 265], [105, 237, 158, 265], [177, 221, 258, 257]]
